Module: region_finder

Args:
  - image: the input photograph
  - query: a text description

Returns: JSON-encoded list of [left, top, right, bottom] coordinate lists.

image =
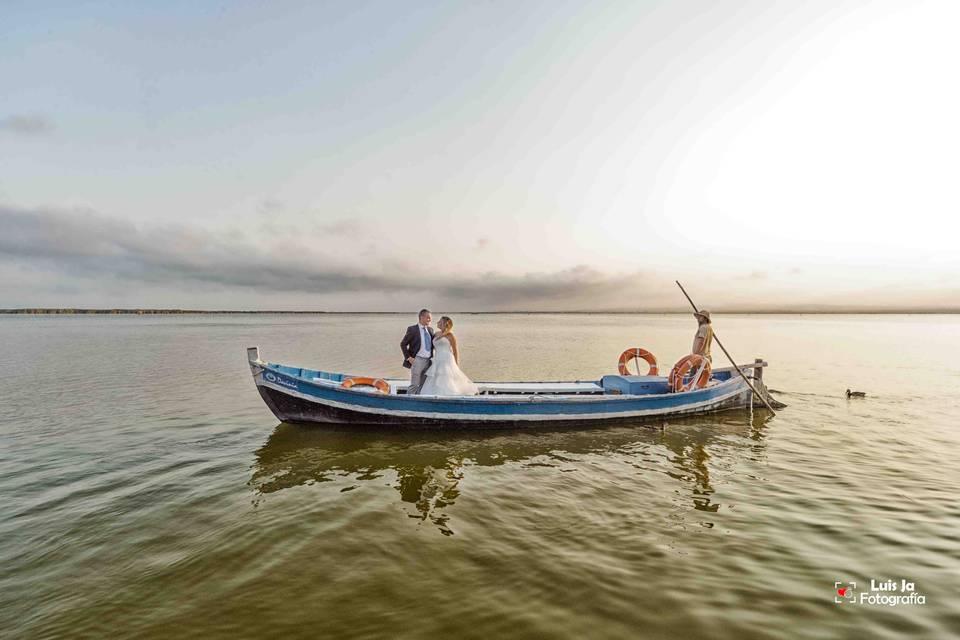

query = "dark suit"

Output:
[[400, 323, 435, 368], [401, 323, 435, 395]]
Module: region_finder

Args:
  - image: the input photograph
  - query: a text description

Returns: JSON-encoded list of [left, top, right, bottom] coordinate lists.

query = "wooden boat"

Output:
[[247, 347, 783, 429]]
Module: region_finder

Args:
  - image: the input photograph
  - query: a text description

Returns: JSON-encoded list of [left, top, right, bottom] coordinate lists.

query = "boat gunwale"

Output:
[[257, 361, 756, 406]]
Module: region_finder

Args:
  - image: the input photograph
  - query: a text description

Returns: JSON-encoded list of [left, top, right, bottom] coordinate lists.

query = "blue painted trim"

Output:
[[259, 363, 748, 417]]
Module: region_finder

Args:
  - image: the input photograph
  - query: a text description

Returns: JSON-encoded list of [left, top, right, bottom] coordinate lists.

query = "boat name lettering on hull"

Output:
[[264, 371, 298, 390]]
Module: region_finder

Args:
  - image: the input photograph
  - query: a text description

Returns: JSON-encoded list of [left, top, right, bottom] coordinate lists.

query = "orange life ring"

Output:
[[668, 355, 712, 393], [341, 377, 390, 394], [618, 348, 658, 376]]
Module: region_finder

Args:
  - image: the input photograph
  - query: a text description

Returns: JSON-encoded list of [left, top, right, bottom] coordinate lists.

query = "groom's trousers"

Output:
[[408, 356, 431, 395]]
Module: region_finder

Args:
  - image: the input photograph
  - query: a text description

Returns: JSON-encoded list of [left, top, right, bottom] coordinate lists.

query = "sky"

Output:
[[2, 0, 958, 311]]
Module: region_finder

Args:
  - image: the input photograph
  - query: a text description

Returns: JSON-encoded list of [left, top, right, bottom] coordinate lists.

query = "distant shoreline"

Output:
[[2, 308, 958, 315]]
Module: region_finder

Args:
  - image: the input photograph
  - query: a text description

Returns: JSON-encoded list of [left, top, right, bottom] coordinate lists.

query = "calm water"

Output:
[[1, 314, 958, 639]]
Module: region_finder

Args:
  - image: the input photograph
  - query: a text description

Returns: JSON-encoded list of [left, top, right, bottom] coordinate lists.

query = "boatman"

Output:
[[692, 309, 714, 362], [401, 308, 435, 395]]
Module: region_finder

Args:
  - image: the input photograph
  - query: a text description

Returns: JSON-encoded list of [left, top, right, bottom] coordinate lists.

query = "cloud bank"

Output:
[[0, 205, 666, 309], [3, 206, 955, 312]]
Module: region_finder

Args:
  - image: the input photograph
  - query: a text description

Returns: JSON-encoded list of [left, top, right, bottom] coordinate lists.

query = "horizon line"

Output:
[[2, 307, 959, 315]]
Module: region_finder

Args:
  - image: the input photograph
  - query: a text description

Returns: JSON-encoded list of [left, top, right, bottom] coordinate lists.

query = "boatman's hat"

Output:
[[695, 309, 711, 321]]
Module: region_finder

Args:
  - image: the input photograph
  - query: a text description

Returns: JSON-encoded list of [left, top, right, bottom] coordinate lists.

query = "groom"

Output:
[[400, 308, 435, 395]]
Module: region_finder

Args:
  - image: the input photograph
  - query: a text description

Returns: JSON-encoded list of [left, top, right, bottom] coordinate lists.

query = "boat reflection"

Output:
[[249, 412, 773, 534]]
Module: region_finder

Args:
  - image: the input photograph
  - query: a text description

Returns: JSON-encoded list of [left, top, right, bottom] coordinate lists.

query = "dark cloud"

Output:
[[0, 206, 395, 293], [0, 206, 656, 308], [0, 114, 54, 136]]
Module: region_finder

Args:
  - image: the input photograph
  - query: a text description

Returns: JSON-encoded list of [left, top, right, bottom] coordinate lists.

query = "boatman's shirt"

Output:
[[693, 325, 713, 361], [416, 325, 432, 358]]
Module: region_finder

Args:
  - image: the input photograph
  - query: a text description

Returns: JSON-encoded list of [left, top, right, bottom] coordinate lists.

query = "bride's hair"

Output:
[[439, 316, 453, 335]]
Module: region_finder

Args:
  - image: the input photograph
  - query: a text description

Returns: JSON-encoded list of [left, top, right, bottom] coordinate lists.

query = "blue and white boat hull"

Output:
[[247, 347, 780, 429]]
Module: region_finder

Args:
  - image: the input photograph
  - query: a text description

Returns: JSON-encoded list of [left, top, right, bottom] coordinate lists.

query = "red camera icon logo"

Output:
[[834, 581, 857, 604]]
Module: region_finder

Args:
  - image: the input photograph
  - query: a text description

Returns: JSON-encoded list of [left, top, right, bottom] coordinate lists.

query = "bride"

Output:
[[418, 316, 479, 396]]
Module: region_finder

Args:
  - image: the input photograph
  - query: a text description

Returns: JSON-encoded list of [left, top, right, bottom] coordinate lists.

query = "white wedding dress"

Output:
[[419, 336, 479, 396]]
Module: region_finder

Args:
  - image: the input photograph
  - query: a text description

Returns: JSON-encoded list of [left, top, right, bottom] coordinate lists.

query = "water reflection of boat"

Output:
[[249, 412, 773, 534], [246, 347, 784, 429]]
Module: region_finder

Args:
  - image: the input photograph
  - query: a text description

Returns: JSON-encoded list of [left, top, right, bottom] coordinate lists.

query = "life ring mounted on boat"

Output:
[[341, 377, 391, 394], [668, 355, 711, 393], [617, 348, 658, 376]]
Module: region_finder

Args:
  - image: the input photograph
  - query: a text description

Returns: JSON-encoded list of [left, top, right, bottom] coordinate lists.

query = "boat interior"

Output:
[[266, 363, 750, 397]]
